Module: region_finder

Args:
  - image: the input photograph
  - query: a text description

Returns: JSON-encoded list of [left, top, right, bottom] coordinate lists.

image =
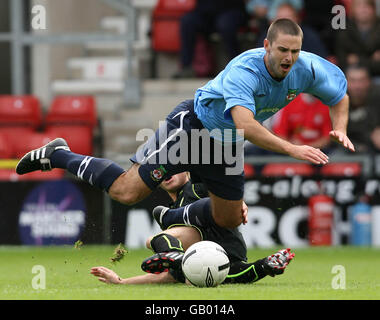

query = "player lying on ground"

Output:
[[90, 247, 294, 285], [90, 173, 295, 285], [16, 18, 355, 232]]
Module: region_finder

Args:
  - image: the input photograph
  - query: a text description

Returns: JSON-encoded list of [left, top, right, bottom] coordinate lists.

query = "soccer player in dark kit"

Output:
[[90, 172, 295, 285]]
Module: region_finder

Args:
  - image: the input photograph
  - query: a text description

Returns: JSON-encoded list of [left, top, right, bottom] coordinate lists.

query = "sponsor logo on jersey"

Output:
[[150, 165, 167, 182], [286, 89, 298, 101]]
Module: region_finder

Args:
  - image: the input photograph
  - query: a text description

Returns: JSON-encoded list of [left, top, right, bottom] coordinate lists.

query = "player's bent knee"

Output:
[[108, 177, 139, 204], [209, 193, 244, 229], [108, 167, 152, 205], [146, 236, 153, 249], [111, 190, 140, 205]]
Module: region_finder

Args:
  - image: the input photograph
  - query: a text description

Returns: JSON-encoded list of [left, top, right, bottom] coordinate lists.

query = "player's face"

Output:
[[160, 172, 189, 193], [264, 32, 302, 79]]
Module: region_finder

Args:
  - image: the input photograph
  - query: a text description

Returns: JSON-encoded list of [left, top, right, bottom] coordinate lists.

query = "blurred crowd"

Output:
[[167, 0, 380, 155]]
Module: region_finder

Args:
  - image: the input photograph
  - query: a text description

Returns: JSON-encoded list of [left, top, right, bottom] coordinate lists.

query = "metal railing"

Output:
[[0, 0, 141, 106]]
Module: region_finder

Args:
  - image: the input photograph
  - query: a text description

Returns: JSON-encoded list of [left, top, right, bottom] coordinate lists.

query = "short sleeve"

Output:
[[305, 58, 347, 106], [222, 66, 258, 120]]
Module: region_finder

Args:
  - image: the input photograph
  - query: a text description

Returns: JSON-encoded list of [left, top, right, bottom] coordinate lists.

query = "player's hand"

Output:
[[241, 201, 248, 225], [288, 144, 329, 165], [329, 130, 355, 152], [90, 266, 123, 284]]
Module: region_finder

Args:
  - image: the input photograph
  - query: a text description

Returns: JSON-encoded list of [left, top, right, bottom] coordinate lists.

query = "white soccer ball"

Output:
[[181, 240, 230, 287]]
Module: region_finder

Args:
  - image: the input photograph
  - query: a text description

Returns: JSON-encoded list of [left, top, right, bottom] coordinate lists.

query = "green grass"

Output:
[[0, 245, 379, 300]]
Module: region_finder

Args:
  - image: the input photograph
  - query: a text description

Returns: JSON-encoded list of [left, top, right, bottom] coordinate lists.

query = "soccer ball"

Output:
[[181, 240, 230, 287]]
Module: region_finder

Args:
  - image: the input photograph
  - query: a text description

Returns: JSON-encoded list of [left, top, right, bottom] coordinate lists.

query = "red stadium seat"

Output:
[[45, 96, 97, 128], [244, 163, 255, 178], [45, 96, 97, 155], [320, 162, 361, 177], [45, 125, 93, 155], [152, 0, 196, 52], [155, 0, 195, 10], [0, 95, 42, 158], [0, 132, 13, 159], [0, 127, 36, 158], [262, 163, 316, 177], [13, 131, 56, 159], [0, 95, 42, 128]]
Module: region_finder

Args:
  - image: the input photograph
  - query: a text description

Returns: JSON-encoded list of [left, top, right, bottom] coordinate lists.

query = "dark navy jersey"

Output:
[[169, 181, 208, 209], [169, 181, 247, 263]]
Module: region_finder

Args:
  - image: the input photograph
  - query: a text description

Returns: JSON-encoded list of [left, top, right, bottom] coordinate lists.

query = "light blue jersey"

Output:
[[194, 48, 347, 142]]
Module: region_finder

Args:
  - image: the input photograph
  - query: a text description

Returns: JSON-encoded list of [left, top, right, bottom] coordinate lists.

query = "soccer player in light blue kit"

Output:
[[16, 19, 355, 235]]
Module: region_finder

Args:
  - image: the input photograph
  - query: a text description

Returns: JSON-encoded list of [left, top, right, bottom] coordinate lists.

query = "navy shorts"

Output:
[[131, 100, 244, 200]]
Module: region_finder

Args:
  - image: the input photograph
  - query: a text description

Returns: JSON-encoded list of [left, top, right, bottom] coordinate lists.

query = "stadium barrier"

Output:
[[1, 154, 380, 247], [0, 0, 141, 106], [111, 154, 380, 248], [112, 170, 380, 248], [0, 179, 104, 245]]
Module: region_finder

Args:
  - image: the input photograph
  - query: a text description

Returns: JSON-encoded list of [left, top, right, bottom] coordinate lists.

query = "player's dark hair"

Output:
[[266, 18, 303, 43]]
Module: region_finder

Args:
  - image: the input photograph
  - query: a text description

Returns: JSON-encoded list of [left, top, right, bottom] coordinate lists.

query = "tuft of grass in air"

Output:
[[110, 243, 128, 264], [74, 240, 83, 250]]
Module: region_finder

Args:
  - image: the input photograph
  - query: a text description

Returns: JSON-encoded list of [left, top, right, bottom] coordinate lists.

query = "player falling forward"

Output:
[[16, 18, 355, 233], [90, 172, 295, 285]]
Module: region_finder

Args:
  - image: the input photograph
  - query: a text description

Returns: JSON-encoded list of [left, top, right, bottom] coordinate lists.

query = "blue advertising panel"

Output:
[[18, 180, 86, 245]]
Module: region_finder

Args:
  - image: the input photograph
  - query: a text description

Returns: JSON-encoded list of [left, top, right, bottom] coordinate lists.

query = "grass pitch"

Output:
[[0, 245, 379, 300]]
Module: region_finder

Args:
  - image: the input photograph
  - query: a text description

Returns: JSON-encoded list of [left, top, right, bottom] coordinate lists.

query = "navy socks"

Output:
[[50, 150, 125, 192], [150, 233, 184, 253], [161, 197, 217, 230]]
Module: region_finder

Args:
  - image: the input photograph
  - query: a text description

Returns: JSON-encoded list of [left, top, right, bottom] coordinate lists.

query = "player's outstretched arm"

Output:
[[231, 106, 329, 165], [328, 94, 355, 152], [90, 266, 177, 285], [224, 248, 295, 284]]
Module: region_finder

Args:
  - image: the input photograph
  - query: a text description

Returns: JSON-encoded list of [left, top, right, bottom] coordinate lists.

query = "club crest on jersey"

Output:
[[151, 165, 167, 182], [286, 89, 298, 101]]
